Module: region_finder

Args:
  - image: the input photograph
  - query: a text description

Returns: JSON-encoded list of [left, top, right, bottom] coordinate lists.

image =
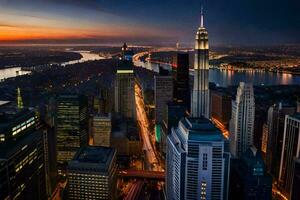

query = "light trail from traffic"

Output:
[[135, 82, 162, 171]]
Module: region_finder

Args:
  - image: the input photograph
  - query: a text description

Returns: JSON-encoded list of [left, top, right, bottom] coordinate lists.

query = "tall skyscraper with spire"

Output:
[[191, 8, 210, 118]]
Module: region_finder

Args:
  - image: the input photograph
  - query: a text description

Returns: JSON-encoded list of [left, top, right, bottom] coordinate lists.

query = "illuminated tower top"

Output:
[[195, 7, 209, 52]]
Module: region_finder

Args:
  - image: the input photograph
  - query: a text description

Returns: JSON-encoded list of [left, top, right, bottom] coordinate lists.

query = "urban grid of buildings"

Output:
[[0, 7, 300, 200]]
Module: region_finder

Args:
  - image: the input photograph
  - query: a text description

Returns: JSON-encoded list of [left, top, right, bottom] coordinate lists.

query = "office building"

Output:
[[229, 147, 272, 200], [166, 117, 230, 200], [279, 113, 300, 195], [91, 113, 112, 147], [191, 10, 210, 118], [111, 117, 141, 156], [211, 90, 232, 128], [172, 52, 190, 109], [67, 146, 117, 200], [230, 82, 255, 158], [56, 94, 88, 166], [291, 158, 300, 200], [159, 102, 186, 155], [154, 68, 173, 124], [114, 61, 136, 120], [0, 107, 47, 200], [265, 103, 295, 178]]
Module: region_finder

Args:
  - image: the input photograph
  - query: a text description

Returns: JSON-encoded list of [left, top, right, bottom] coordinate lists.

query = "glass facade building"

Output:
[[56, 94, 88, 166], [0, 108, 47, 200]]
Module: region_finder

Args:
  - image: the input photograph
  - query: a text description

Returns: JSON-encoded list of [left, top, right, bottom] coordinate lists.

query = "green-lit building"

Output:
[[0, 107, 47, 200], [56, 94, 88, 168]]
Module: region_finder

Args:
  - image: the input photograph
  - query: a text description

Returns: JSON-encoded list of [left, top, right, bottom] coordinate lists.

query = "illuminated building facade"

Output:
[[191, 9, 210, 118], [229, 147, 272, 200], [229, 82, 255, 158], [172, 52, 190, 109], [166, 117, 230, 200], [67, 146, 117, 200], [91, 113, 112, 147], [56, 94, 88, 166], [279, 114, 300, 195], [265, 103, 295, 179], [0, 108, 47, 200], [114, 61, 136, 120]]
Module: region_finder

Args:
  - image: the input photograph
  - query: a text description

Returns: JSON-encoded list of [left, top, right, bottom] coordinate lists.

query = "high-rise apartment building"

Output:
[[0, 107, 47, 200], [166, 117, 230, 200], [191, 10, 210, 118], [56, 94, 88, 166], [114, 61, 136, 120], [279, 114, 300, 195], [229, 82, 255, 158], [67, 146, 117, 200]]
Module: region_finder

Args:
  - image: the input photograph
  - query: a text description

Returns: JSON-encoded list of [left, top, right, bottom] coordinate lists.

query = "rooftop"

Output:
[[291, 112, 300, 120], [180, 117, 223, 141], [69, 146, 116, 172]]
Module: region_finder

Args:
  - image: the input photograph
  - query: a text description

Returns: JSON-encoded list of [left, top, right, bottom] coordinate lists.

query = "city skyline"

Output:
[[0, 0, 299, 45]]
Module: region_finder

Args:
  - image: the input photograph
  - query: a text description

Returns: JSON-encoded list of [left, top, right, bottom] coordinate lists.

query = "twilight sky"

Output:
[[0, 0, 299, 46]]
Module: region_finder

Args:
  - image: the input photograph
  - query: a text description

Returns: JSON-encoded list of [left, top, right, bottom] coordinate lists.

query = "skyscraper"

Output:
[[67, 146, 117, 200], [279, 113, 300, 195], [0, 107, 47, 200], [166, 117, 230, 200], [191, 9, 210, 118], [114, 61, 136, 120], [172, 52, 190, 109], [229, 82, 255, 158], [229, 147, 272, 200], [91, 113, 112, 147], [154, 68, 173, 124], [56, 94, 88, 167], [265, 103, 295, 178]]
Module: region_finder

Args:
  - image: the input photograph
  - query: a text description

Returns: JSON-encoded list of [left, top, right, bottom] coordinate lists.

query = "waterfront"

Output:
[[133, 59, 300, 87], [0, 67, 30, 81]]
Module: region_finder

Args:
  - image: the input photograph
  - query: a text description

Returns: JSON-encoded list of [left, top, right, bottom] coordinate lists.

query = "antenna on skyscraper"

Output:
[[200, 5, 204, 27]]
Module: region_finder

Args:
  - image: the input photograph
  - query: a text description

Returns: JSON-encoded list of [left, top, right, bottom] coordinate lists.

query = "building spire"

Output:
[[200, 5, 204, 27]]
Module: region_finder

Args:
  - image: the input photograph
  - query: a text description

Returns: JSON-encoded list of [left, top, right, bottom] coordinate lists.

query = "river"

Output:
[[133, 59, 300, 87], [0, 51, 105, 81], [1, 51, 300, 86]]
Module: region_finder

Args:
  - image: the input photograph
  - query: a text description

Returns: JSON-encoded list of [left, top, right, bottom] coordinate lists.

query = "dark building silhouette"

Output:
[[229, 147, 272, 200], [291, 158, 300, 200], [265, 103, 295, 179], [172, 52, 190, 110], [211, 90, 232, 128], [0, 107, 47, 200], [159, 102, 186, 156]]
